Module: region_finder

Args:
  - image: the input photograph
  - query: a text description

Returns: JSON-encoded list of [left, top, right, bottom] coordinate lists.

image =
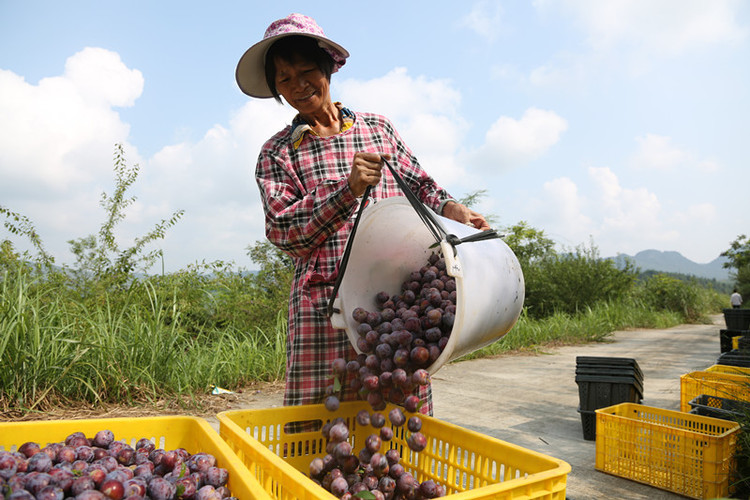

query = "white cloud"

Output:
[[535, 0, 747, 55], [460, 1, 506, 42], [336, 68, 470, 187], [630, 134, 690, 170], [537, 177, 592, 243], [629, 134, 721, 174], [528, 0, 748, 86], [0, 48, 142, 199], [523, 166, 686, 256], [476, 107, 568, 170]]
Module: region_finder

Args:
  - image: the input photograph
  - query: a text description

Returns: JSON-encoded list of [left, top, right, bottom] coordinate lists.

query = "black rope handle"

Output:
[[327, 184, 372, 317]]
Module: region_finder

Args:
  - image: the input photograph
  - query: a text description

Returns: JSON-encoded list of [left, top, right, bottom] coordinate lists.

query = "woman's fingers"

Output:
[[348, 152, 388, 197]]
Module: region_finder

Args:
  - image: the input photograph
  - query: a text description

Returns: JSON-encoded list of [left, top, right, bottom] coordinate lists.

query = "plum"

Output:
[[331, 357, 347, 376], [370, 412, 386, 429], [18, 442, 41, 459], [328, 422, 349, 443], [325, 395, 340, 412], [365, 434, 382, 454], [74, 491, 107, 500], [330, 476, 349, 497], [0, 451, 17, 479], [397, 472, 417, 496], [309, 457, 324, 478], [388, 463, 405, 480], [123, 478, 147, 498], [384, 449, 400, 466], [419, 479, 439, 498], [134, 438, 154, 453], [412, 369, 430, 386], [388, 408, 406, 427], [70, 476, 96, 496], [147, 477, 176, 500], [407, 432, 427, 452], [100, 479, 125, 500], [407, 416, 423, 433], [75, 446, 95, 463], [203, 466, 228, 488], [332, 442, 352, 462], [91, 430, 114, 449], [379, 475, 396, 496], [379, 426, 394, 442], [410, 346, 430, 366], [352, 307, 368, 323], [27, 452, 52, 472], [7, 489, 35, 500], [35, 485, 64, 500]]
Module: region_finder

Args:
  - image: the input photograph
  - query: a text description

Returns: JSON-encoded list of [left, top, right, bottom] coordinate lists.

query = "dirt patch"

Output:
[[0, 380, 286, 422]]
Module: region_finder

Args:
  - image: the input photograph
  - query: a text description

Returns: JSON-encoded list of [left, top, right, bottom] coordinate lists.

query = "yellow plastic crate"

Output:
[[732, 336, 742, 350], [595, 403, 740, 499], [217, 401, 570, 499], [705, 364, 750, 377], [680, 370, 750, 412], [0, 415, 269, 499]]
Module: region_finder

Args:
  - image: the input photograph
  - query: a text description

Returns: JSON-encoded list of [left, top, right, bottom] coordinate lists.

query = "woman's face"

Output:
[[273, 55, 331, 115]]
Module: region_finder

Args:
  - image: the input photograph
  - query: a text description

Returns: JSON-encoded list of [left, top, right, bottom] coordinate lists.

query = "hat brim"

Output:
[[236, 33, 349, 99]]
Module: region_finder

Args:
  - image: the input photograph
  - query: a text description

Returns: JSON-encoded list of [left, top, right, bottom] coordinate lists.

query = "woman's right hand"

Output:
[[348, 152, 390, 197]]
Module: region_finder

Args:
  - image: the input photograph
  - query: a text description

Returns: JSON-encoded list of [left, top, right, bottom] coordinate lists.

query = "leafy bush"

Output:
[[523, 242, 637, 318], [634, 273, 724, 322]]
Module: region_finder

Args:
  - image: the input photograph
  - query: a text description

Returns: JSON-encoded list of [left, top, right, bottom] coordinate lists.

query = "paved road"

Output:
[[430, 315, 726, 500], [209, 315, 728, 499]]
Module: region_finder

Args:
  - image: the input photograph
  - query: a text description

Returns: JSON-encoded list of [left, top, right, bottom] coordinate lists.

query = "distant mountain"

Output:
[[610, 250, 731, 282]]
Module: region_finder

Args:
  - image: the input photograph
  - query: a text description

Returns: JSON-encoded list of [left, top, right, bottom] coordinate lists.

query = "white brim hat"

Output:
[[236, 13, 349, 98]]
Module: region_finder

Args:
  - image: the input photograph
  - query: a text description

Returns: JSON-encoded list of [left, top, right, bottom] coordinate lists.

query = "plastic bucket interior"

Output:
[[330, 196, 525, 374]]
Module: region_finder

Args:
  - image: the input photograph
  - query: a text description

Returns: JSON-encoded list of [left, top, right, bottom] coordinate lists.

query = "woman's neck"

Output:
[[300, 101, 341, 137]]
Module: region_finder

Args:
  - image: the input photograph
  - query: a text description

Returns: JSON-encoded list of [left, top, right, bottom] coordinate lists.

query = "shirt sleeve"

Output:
[[255, 140, 358, 260]]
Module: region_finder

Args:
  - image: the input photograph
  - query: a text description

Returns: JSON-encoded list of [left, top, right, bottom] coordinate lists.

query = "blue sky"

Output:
[[1, 1, 748, 273]]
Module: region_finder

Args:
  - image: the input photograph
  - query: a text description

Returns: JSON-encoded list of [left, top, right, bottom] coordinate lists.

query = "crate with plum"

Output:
[[0, 415, 266, 499]]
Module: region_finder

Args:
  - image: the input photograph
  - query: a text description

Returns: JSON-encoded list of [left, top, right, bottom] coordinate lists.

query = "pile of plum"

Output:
[[312, 252, 458, 498], [309, 407, 445, 500], [326, 252, 456, 412], [0, 430, 235, 500]]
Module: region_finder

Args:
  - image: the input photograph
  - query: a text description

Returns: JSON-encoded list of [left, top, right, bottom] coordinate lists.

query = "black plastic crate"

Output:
[[723, 308, 750, 330], [577, 406, 596, 441], [576, 356, 643, 379], [720, 329, 749, 353], [575, 366, 643, 380], [576, 377, 643, 412], [688, 394, 750, 422], [716, 350, 750, 368]]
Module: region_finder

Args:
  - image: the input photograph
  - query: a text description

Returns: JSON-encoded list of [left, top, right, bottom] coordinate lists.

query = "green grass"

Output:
[[0, 270, 286, 416], [459, 298, 686, 360], [0, 268, 722, 417]]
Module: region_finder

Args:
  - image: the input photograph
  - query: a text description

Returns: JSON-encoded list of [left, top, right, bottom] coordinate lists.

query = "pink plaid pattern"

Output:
[[256, 108, 450, 415]]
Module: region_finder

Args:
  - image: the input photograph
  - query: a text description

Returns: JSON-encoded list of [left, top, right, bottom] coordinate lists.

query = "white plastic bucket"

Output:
[[330, 197, 525, 374]]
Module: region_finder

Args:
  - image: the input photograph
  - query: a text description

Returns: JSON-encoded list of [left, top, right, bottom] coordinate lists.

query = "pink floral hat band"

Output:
[[236, 13, 350, 98], [263, 14, 347, 71]]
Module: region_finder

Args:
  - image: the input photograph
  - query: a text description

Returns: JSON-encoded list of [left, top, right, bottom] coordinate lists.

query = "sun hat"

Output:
[[236, 13, 349, 98]]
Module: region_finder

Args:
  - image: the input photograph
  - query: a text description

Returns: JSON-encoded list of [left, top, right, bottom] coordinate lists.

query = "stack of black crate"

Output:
[[575, 356, 643, 441], [719, 308, 750, 364]]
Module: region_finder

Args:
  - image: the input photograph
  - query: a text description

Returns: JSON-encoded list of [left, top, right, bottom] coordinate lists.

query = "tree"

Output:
[[501, 221, 556, 267], [721, 234, 750, 300], [67, 144, 184, 289]]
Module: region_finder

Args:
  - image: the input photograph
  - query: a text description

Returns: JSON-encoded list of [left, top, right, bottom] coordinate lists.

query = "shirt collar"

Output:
[[290, 103, 355, 149]]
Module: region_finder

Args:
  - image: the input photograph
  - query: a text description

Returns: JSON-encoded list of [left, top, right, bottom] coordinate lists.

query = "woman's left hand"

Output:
[[442, 201, 491, 231]]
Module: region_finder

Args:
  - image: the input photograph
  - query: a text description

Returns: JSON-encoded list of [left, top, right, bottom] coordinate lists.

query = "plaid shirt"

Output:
[[256, 106, 452, 414]]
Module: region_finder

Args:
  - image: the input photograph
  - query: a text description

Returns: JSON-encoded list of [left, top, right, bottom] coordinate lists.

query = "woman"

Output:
[[236, 14, 489, 415]]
